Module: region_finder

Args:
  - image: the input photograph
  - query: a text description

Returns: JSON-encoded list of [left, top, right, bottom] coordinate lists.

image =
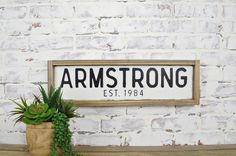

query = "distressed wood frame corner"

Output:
[[48, 60, 200, 107]]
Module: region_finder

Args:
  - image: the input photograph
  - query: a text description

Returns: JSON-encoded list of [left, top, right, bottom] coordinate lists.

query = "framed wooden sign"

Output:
[[48, 60, 200, 107]]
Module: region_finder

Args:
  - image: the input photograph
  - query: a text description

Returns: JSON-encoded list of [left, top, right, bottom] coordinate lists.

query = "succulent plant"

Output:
[[37, 85, 77, 118], [22, 103, 56, 125], [10, 85, 77, 125], [10, 97, 29, 124]]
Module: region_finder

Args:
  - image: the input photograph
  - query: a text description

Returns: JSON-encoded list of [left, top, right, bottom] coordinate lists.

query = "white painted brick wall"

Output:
[[127, 4, 172, 17], [102, 118, 147, 132], [0, 85, 4, 99], [126, 132, 173, 146], [224, 100, 236, 113], [70, 118, 100, 132], [225, 131, 236, 144], [0, 6, 27, 19], [0, 0, 235, 146], [152, 116, 200, 132], [175, 132, 199, 145], [75, 134, 121, 146]]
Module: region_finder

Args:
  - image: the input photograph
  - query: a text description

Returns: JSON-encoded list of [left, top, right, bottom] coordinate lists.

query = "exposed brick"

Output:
[[0, 85, 4, 99], [225, 131, 236, 144], [75, 134, 121, 146], [101, 19, 148, 33], [52, 20, 99, 35], [28, 68, 47, 83], [8, 0, 51, 4], [150, 51, 197, 60], [196, 20, 220, 33], [213, 83, 236, 98], [0, 0, 236, 146], [201, 115, 236, 131], [3, 51, 95, 67], [0, 21, 5, 35], [175, 132, 198, 145], [0, 6, 27, 19], [126, 36, 174, 49], [149, 20, 219, 33], [5, 21, 52, 36], [125, 52, 151, 59], [70, 118, 100, 132], [3, 52, 45, 67], [199, 131, 224, 145], [175, 105, 200, 115], [150, 20, 193, 33], [200, 99, 223, 115], [76, 36, 124, 51], [29, 36, 73, 51], [152, 116, 200, 131], [221, 21, 233, 33], [223, 5, 236, 19], [127, 4, 172, 17], [126, 132, 173, 146], [52, 0, 74, 2], [102, 118, 146, 132], [224, 100, 236, 113], [226, 36, 236, 50], [127, 106, 175, 116], [53, 52, 103, 60], [0, 132, 26, 144], [5, 84, 39, 99], [175, 36, 220, 49], [174, 4, 217, 18], [201, 66, 222, 82], [76, 107, 126, 116], [201, 82, 222, 98], [0, 36, 28, 51], [0, 100, 15, 115], [233, 22, 236, 33], [0, 53, 2, 64], [1, 67, 29, 83], [200, 52, 236, 66], [76, 3, 125, 18], [223, 66, 236, 82], [0, 115, 25, 132], [30, 5, 75, 18]]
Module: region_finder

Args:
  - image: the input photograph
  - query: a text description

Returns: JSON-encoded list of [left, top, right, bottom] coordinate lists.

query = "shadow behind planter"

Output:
[[26, 122, 61, 156]]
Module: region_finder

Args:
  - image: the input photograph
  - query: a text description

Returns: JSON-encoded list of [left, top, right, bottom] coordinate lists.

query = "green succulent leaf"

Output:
[[10, 85, 78, 127], [50, 112, 82, 156], [22, 117, 43, 125], [9, 97, 29, 124]]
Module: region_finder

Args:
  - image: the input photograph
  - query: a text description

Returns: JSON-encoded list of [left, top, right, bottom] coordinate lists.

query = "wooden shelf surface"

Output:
[[0, 144, 236, 156]]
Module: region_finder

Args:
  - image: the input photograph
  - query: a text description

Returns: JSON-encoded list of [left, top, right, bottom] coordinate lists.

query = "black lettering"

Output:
[[109, 90, 113, 97], [176, 68, 187, 88], [132, 68, 144, 88], [75, 68, 86, 88], [90, 68, 103, 88], [60, 68, 73, 88], [119, 68, 129, 88], [103, 90, 107, 97], [106, 68, 118, 88], [161, 68, 173, 88], [146, 68, 158, 88]]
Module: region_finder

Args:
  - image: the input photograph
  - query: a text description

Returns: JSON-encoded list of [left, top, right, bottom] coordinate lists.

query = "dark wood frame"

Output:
[[48, 60, 200, 107]]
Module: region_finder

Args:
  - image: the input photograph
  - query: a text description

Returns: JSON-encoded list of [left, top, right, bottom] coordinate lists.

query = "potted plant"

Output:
[[10, 85, 82, 156]]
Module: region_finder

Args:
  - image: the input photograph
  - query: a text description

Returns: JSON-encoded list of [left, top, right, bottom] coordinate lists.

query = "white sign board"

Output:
[[48, 60, 200, 106]]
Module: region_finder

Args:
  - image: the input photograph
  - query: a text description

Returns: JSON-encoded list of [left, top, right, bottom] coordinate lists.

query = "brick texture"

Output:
[[0, 0, 235, 146]]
